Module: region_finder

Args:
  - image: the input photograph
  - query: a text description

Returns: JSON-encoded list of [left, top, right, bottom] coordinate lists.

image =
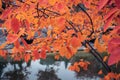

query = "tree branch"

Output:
[[83, 40, 111, 73]]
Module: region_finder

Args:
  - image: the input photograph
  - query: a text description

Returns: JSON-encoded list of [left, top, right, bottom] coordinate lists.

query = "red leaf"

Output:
[[40, 49, 46, 59], [108, 37, 120, 65], [55, 2, 68, 14], [0, 8, 12, 19], [109, 37, 120, 44], [11, 18, 20, 33], [14, 40, 20, 48], [115, 0, 120, 9], [103, 14, 114, 32], [108, 48, 120, 65], [98, 0, 109, 10], [24, 54, 31, 63], [38, 0, 48, 6], [104, 8, 119, 21], [33, 50, 40, 60], [7, 34, 18, 43]]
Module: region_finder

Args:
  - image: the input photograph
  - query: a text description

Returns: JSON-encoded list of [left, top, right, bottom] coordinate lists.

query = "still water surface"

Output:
[[0, 58, 101, 80]]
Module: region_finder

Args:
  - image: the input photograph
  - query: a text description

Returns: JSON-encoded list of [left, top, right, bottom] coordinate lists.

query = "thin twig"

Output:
[[78, 5, 94, 37], [66, 20, 78, 33]]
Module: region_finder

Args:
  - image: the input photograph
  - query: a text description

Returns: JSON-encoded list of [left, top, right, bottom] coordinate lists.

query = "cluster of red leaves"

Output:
[[98, 0, 120, 65], [107, 26, 120, 66], [68, 60, 90, 72], [98, 0, 120, 32]]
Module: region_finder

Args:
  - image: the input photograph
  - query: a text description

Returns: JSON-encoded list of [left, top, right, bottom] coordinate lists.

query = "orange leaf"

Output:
[[98, 70, 103, 75], [7, 34, 18, 43], [49, 0, 57, 5], [0, 0, 2, 9], [70, 36, 81, 48], [98, 0, 109, 10], [54, 54, 60, 60], [24, 54, 31, 63], [24, 19, 30, 30], [94, 38, 106, 53], [103, 56, 108, 62], [14, 40, 20, 48], [11, 18, 20, 33]]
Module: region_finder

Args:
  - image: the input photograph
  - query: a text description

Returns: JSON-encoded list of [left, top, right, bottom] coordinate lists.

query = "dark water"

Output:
[[0, 55, 102, 80]]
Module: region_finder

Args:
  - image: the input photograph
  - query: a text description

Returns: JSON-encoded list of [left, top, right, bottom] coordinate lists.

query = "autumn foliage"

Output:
[[0, 0, 120, 78]]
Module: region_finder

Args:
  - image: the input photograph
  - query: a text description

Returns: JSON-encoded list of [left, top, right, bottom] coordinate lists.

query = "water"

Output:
[[0, 56, 101, 80]]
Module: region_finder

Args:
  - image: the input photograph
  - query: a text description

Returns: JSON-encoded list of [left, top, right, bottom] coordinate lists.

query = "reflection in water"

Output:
[[0, 53, 105, 80], [37, 67, 61, 80]]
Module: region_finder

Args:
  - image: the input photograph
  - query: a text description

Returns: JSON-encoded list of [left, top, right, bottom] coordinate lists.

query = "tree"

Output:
[[0, 0, 120, 79]]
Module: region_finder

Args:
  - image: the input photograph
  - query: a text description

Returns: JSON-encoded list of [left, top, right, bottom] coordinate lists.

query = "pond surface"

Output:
[[0, 53, 102, 80]]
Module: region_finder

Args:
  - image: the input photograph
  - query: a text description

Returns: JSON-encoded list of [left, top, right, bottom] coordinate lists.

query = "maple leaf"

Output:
[[14, 40, 20, 48], [108, 38, 120, 65], [70, 36, 81, 48], [0, 8, 12, 19], [7, 33, 18, 43], [98, 0, 109, 10], [115, 0, 120, 9], [32, 50, 40, 60], [11, 18, 20, 33], [54, 2, 68, 14], [40, 49, 46, 59], [103, 14, 114, 32], [24, 54, 31, 63]]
